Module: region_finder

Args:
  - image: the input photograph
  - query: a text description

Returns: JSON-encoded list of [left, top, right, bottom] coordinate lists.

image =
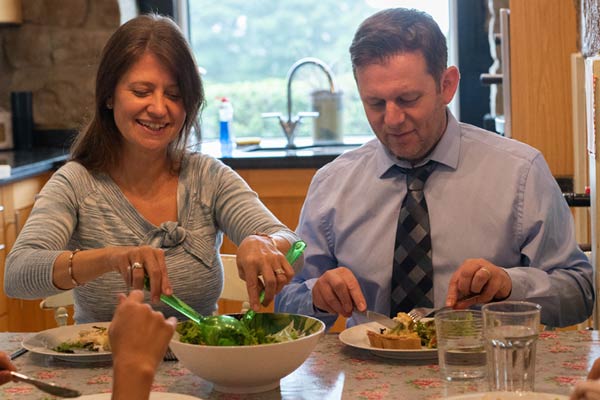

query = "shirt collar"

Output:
[[376, 109, 461, 178]]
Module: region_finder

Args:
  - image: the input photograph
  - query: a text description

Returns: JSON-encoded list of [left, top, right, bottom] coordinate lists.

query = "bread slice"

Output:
[[366, 329, 422, 349]]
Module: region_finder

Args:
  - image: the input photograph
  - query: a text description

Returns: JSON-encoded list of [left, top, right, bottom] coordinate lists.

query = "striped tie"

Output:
[[390, 162, 436, 317]]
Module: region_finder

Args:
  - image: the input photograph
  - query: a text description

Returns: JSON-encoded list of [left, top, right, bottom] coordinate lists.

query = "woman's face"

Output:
[[111, 52, 186, 157]]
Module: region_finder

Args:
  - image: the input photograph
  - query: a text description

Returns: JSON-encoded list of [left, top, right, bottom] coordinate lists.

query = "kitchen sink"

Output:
[[241, 142, 360, 153]]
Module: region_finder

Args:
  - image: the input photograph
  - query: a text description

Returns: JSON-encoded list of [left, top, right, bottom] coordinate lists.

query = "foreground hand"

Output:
[[0, 352, 16, 385], [588, 358, 600, 380], [108, 246, 171, 303], [571, 380, 600, 400], [312, 267, 366, 317], [236, 234, 294, 311], [445, 258, 511, 309], [110, 290, 176, 400], [109, 291, 177, 372]]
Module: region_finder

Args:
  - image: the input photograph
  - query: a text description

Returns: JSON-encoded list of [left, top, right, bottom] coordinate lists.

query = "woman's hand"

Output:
[[236, 234, 294, 311], [107, 246, 172, 303], [109, 290, 177, 399]]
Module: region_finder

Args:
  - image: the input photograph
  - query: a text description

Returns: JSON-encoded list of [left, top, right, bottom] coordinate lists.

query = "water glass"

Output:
[[482, 301, 541, 392], [435, 309, 486, 381]]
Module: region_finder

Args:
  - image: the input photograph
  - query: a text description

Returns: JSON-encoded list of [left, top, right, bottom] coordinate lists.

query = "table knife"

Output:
[[354, 310, 397, 329], [10, 371, 81, 398]]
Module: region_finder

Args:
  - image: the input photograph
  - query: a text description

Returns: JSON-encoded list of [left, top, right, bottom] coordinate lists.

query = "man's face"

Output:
[[355, 52, 458, 162]]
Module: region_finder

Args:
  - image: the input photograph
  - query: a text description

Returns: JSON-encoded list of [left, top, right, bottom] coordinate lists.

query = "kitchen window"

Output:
[[185, 0, 454, 141]]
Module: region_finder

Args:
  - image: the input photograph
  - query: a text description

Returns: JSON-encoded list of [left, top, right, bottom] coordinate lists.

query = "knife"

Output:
[[10, 371, 81, 398], [354, 310, 397, 329]]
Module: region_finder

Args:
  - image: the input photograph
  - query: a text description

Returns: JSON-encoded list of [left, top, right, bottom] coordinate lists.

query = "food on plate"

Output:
[[53, 325, 110, 353], [366, 312, 437, 350]]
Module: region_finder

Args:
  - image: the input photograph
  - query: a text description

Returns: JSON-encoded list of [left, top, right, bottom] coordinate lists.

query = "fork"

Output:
[[407, 306, 449, 323]]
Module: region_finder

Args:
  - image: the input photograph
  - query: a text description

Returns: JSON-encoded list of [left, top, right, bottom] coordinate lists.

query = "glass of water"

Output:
[[482, 301, 541, 392], [435, 309, 486, 381]]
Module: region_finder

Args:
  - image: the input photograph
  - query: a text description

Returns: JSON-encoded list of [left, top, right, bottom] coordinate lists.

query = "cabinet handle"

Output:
[[14, 210, 21, 235], [0, 205, 4, 213], [0, 244, 5, 251]]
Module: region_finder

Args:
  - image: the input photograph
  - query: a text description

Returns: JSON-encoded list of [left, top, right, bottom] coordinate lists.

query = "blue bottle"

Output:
[[218, 97, 234, 157]]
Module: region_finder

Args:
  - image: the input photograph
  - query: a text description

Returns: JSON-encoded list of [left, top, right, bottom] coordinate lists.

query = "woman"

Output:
[[4, 14, 300, 323]]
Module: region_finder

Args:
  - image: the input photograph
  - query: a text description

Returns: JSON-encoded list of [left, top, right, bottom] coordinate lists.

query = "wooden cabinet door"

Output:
[[509, 0, 577, 177], [3, 172, 61, 332]]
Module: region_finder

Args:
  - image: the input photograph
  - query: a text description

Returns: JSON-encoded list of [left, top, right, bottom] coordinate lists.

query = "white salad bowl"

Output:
[[169, 312, 325, 394]]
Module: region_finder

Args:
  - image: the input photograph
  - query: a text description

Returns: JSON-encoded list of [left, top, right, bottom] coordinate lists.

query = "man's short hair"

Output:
[[349, 8, 448, 85]]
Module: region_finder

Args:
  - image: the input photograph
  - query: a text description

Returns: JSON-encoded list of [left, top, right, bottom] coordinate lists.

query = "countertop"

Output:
[[0, 133, 574, 194], [0, 135, 373, 186]]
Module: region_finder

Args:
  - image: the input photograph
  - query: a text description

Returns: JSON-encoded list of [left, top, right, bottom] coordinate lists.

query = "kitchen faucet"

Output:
[[262, 57, 337, 148]]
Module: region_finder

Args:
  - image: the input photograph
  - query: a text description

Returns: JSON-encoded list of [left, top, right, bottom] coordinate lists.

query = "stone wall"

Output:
[[0, 0, 124, 131]]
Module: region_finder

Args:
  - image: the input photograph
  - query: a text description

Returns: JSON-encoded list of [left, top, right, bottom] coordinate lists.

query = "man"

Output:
[[275, 8, 594, 330]]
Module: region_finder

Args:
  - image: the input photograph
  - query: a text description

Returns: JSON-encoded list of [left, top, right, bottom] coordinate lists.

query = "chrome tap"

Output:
[[262, 57, 337, 148]]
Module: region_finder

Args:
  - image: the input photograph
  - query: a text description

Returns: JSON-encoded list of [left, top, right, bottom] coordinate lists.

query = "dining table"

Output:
[[1, 329, 599, 400]]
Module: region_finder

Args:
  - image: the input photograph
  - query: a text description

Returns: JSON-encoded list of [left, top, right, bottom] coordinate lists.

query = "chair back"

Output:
[[39, 290, 74, 327], [220, 254, 250, 312]]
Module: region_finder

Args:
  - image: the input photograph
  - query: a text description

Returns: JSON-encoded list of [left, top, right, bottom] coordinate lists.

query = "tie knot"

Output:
[[401, 162, 436, 192]]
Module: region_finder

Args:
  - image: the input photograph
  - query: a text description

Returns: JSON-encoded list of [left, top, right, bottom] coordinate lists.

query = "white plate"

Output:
[[22, 322, 112, 363], [445, 392, 568, 400], [338, 321, 438, 360], [77, 393, 203, 400]]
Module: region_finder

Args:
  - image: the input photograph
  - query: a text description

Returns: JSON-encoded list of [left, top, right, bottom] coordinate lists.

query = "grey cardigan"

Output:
[[4, 152, 299, 323]]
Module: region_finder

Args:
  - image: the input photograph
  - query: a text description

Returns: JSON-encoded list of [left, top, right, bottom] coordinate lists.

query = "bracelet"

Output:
[[68, 249, 81, 287], [253, 232, 277, 247]]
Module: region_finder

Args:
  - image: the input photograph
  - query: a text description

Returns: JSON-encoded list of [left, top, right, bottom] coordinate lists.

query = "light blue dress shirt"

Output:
[[275, 111, 594, 329]]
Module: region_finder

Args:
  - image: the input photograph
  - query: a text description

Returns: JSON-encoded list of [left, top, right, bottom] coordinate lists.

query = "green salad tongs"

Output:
[[144, 240, 306, 333], [243, 239, 306, 322]]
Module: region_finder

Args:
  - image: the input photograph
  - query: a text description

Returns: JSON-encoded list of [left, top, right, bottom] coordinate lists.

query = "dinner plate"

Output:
[[445, 392, 568, 400], [76, 393, 204, 399], [338, 321, 438, 360], [22, 322, 112, 363]]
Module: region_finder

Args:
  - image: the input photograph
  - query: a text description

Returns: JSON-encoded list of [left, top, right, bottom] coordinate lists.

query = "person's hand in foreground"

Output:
[[311, 267, 366, 318], [109, 290, 177, 400], [570, 358, 600, 399], [0, 352, 16, 385], [445, 258, 512, 309]]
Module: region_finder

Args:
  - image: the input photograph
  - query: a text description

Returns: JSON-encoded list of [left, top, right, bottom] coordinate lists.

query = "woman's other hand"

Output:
[[236, 234, 293, 311]]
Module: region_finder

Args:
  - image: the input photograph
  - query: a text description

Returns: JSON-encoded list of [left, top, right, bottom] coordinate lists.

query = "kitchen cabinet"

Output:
[[508, 0, 577, 177], [0, 171, 62, 332]]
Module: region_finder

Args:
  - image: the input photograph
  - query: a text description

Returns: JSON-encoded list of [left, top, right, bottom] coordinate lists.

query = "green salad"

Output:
[[177, 313, 321, 346]]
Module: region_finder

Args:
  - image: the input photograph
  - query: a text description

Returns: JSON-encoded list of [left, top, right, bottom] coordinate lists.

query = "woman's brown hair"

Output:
[[71, 14, 204, 172]]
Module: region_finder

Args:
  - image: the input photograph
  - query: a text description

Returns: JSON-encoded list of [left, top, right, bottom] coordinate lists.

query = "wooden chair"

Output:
[[218, 254, 250, 314]]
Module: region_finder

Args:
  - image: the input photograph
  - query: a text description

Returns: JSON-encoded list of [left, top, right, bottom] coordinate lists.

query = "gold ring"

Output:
[[274, 268, 285, 275], [131, 262, 143, 270], [480, 267, 491, 277]]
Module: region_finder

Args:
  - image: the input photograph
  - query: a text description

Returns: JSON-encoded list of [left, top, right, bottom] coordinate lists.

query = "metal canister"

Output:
[[311, 90, 343, 143]]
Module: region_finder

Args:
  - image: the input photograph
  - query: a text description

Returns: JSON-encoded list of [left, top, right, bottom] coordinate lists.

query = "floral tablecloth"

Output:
[[0, 330, 597, 399]]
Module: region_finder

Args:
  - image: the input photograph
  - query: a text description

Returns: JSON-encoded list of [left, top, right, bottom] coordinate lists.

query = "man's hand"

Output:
[[312, 267, 366, 317], [445, 258, 511, 309]]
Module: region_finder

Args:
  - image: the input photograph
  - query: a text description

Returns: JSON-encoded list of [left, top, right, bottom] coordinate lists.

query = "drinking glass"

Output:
[[434, 309, 486, 381], [482, 301, 541, 392]]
